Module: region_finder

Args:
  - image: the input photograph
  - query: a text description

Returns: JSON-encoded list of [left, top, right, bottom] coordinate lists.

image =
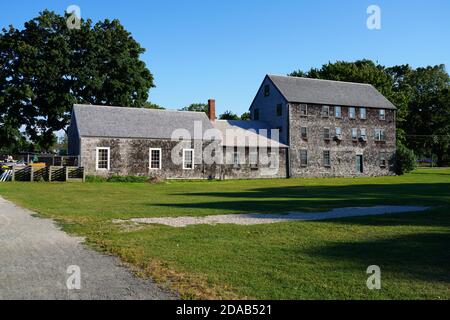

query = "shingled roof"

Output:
[[211, 120, 287, 148], [72, 104, 215, 140], [268, 75, 396, 110]]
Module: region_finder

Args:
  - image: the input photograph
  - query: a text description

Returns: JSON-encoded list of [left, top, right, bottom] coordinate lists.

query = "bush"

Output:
[[85, 175, 107, 183], [396, 142, 416, 175]]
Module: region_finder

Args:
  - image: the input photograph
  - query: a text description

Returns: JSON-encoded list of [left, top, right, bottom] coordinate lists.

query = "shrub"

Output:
[[396, 142, 417, 175], [85, 175, 107, 183], [107, 175, 148, 183]]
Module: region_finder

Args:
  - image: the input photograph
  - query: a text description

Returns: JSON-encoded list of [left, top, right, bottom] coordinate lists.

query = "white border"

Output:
[[96, 147, 110, 171], [149, 148, 162, 170], [183, 149, 194, 170]]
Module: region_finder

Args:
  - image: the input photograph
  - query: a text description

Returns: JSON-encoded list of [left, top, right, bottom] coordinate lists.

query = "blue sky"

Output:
[[1, 0, 449, 116]]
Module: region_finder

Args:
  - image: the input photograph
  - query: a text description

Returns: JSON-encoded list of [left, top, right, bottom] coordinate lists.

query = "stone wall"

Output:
[[288, 103, 396, 177], [80, 137, 287, 180]]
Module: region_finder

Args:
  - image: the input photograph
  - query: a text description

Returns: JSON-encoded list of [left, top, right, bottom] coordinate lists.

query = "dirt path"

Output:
[[0, 196, 176, 300], [114, 206, 430, 227]]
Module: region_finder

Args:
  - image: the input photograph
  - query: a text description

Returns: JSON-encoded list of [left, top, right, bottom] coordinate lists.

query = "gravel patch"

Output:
[[0, 196, 177, 300], [114, 206, 430, 228]]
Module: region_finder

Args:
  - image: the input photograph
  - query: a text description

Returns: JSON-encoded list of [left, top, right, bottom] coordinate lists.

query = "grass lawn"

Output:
[[0, 168, 449, 299]]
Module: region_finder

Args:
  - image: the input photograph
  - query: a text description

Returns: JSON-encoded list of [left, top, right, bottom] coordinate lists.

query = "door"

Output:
[[356, 155, 364, 173]]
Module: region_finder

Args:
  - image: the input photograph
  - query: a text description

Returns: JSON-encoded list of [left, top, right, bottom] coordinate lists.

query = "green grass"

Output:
[[0, 168, 449, 299]]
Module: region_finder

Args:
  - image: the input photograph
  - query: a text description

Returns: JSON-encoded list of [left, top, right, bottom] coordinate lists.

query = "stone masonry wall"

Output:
[[288, 103, 396, 177]]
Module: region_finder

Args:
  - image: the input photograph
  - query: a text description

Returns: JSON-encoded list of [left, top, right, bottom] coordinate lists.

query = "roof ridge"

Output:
[[73, 104, 206, 115], [267, 74, 373, 86]]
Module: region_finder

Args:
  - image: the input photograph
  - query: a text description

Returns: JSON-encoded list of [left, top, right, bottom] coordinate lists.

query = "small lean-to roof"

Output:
[[72, 104, 215, 140], [211, 120, 287, 148], [267, 75, 396, 110]]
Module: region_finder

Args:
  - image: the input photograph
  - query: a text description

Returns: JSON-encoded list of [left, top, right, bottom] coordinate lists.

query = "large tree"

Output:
[[0, 10, 154, 151]]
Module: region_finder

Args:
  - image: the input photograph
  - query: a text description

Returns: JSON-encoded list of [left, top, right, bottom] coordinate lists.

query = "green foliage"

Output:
[[240, 112, 251, 120], [85, 175, 150, 183], [396, 142, 417, 175], [0, 10, 154, 151], [143, 101, 165, 110], [180, 103, 208, 113], [219, 110, 240, 120]]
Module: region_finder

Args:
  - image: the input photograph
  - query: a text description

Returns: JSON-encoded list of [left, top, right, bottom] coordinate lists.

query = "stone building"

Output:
[[68, 74, 396, 179], [249, 75, 397, 177]]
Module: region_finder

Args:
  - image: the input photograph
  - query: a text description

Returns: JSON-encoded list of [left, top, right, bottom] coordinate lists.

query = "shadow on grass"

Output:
[[303, 232, 450, 284], [154, 183, 450, 217]]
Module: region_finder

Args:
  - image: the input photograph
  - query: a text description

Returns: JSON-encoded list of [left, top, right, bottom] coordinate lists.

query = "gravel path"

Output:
[[0, 196, 176, 300], [115, 206, 430, 228]]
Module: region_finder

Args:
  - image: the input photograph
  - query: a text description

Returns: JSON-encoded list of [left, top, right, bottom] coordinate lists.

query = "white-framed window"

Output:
[[322, 105, 330, 117], [324, 127, 331, 140], [335, 106, 342, 118], [349, 107, 356, 119], [335, 127, 342, 139], [360, 128, 367, 140], [300, 127, 308, 139], [351, 128, 358, 140], [149, 148, 162, 170], [183, 149, 194, 170], [323, 150, 331, 167], [233, 151, 240, 167], [96, 147, 110, 171], [380, 152, 387, 167], [374, 129, 386, 141], [379, 109, 386, 120], [360, 107, 367, 119], [249, 151, 258, 168], [300, 104, 308, 116], [268, 152, 277, 169], [300, 149, 308, 167]]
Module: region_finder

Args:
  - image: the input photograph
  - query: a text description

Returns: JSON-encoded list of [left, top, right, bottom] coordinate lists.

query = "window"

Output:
[[183, 149, 194, 170], [300, 127, 308, 139], [351, 128, 358, 140], [323, 150, 331, 167], [335, 127, 342, 139], [380, 152, 387, 167], [233, 151, 240, 167], [360, 107, 367, 119], [96, 147, 110, 171], [300, 104, 308, 116], [324, 127, 331, 140], [300, 150, 308, 167], [276, 104, 282, 116], [249, 151, 258, 169], [349, 107, 356, 119], [322, 105, 330, 117], [335, 106, 342, 118], [360, 128, 367, 141], [268, 152, 277, 169], [254, 108, 259, 120], [149, 148, 162, 169], [374, 129, 386, 141], [264, 85, 270, 96], [379, 109, 386, 120]]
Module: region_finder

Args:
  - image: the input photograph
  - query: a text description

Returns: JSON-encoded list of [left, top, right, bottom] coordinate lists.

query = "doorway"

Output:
[[356, 155, 364, 173]]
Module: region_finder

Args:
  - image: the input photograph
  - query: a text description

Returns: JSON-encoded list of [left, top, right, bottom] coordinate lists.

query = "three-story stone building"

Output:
[[249, 75, 396, 177]]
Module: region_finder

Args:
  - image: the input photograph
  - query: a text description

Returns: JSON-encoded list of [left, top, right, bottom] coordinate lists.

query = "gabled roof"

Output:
[[211, 120, 287, 148], [72, 104, 214, 140], [267, 75, 396, 110]]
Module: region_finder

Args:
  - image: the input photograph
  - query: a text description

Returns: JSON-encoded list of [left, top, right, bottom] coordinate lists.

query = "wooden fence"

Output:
[[9, 166, 85, 182]]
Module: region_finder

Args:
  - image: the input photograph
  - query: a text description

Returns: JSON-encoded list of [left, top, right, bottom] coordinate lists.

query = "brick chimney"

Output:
[[208, 99, 216, 121]]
